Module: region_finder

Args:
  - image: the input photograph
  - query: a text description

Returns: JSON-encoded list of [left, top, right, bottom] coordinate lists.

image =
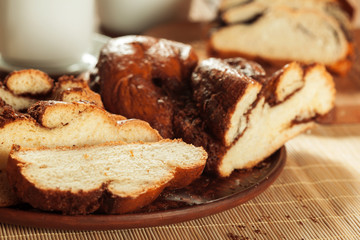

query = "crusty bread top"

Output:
[[4, 69, 54, 96], [7, 139, 207, 214]]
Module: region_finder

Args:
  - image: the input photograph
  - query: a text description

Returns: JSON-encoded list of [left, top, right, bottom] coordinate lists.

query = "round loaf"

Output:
[[96, 36, 198, 138]]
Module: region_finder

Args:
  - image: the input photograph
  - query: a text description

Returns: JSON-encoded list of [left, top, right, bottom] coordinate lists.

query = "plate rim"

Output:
[[0, 146, 286, 231]]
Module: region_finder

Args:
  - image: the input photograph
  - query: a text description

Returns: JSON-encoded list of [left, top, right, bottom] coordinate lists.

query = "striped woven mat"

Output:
[[1, 124, 359, 240]]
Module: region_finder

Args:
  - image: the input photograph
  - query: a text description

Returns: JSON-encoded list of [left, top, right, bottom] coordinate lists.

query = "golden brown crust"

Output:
[[99, 185, 166, 214], [0, 70, 105, 112], [4, 69, 54, 96]]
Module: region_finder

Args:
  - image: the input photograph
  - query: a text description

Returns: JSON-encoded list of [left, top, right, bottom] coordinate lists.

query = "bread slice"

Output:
[[211, 0, 353, 75], [7, 140, 207, 215]]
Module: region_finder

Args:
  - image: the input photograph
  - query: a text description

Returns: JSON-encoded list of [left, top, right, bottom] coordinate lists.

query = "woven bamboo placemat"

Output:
[[1, 124, 359, 239]]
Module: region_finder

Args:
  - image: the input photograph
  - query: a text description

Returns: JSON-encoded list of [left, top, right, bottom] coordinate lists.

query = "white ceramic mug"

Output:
[[97, 0, 182, 35], [0, 0, 94, 69]]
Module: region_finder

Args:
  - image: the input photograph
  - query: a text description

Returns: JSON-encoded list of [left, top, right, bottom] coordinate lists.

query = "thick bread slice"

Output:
[[211, 0, 353, 75], [0, 101, 161, 170], [216, 62, 335, 176], [7, 140, 207, 215]]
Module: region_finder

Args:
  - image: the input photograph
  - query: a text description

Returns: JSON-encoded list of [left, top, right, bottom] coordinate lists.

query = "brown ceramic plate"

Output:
[[0, 147, 286, 230]]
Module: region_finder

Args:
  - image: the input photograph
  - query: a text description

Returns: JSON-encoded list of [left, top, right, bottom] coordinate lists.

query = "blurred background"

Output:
[[95, 0, 360, 36]]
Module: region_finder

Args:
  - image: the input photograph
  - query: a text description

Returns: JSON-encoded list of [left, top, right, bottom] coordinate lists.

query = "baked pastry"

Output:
[[0, 69, 103, 111], [96, 35, 198, 138], [0, 100, 161, 207], [95, 36, 335, 177], [7, 140, 207, 215], [210, 0, 353, 75]]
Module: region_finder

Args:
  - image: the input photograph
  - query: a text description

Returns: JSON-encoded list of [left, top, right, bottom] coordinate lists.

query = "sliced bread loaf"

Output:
[[210, 0, 353, 75], [7, 140, 207, 215]]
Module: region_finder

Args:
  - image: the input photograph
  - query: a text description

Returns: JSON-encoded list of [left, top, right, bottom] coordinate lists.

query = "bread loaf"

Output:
[[95, 35, 335, 177], [210, 0, 353, 75], [7, 140, 207, 215], [96, 35, 198, 138]]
